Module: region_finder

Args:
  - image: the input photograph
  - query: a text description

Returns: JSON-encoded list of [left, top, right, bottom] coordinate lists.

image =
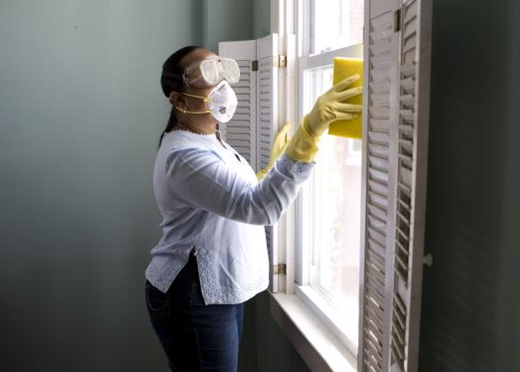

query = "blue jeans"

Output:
[[145, 252, 245, 372]]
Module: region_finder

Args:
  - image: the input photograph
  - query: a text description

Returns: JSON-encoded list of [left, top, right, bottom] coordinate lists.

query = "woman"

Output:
[[144, 45, 362, 372]]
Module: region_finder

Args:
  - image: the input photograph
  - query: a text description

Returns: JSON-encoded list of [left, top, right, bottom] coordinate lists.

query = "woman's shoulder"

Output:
[[160, 132, 222, 167]]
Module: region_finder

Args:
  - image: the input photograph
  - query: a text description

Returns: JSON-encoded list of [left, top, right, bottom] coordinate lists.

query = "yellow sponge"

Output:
[[328, 57, 363, 138]]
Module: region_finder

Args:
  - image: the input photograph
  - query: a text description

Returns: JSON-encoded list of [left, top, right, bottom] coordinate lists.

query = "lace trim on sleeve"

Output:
[[276, 154, 316, 178]]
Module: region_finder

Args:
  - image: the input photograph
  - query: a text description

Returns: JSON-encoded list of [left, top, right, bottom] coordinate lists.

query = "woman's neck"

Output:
[[175, 120, 217, 135]]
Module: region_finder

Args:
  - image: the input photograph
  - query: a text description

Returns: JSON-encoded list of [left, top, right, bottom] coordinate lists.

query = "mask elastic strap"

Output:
[[175, 107, 211, 115], [181, 92, 211, 103], [169, 91, 212, 115]]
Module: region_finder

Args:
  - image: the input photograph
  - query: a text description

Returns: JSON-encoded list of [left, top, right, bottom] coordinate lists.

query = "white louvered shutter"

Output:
[[256, 33, 281, 292], [359, 2, 400, 370], [358, 0, 432, 371], [389, 0, 432, 370], [218, 40, 258, 169], [219, 35, 283, 292]]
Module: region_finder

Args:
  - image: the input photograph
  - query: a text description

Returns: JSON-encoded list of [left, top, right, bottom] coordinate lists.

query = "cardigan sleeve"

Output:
[[165, 147, 315, 226]]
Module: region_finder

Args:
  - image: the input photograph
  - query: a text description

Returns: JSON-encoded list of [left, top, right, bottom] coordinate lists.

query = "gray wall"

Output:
[[253, 0, 271, 39], [202, 0, 253, 52], [0, 0, 202, 371], [419, 0, 520, 370], [201, 0, 271, 52]]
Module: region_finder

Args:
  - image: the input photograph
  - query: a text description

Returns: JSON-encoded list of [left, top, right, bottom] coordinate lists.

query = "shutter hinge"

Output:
[[276, 55, 287, 68], [274, 263, 287, 275], [252, 60, 258, 71], [394, 8, 401, 32]]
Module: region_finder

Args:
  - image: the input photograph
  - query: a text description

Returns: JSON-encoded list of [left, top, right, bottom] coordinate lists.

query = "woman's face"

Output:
[[173, 48, 219, 126]]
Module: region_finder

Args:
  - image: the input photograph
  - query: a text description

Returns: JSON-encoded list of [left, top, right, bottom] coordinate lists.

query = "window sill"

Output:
[[269, 291, 357, 372]]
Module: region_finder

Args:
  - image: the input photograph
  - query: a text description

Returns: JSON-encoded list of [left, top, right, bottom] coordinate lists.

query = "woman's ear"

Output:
[[168, 91, 186, 111]]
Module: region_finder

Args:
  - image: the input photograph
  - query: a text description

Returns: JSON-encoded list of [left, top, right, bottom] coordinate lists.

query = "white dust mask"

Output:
[[176, 80, 238, 123]]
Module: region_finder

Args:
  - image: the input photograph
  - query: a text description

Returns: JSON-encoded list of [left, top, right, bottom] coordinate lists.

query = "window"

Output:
[[312, 0, 364, 54], [295, 0, 364, 354]]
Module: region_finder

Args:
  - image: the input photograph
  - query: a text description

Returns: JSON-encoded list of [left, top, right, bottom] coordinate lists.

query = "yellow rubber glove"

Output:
[[284, 74, 363, 162], [256, 122, 292, 181]]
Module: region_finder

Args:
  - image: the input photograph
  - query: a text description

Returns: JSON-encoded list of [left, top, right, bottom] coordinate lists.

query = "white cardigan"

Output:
[[145, 129, 315, 304]]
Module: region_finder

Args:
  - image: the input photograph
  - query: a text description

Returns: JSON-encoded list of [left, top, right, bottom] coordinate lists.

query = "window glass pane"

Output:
[[303, 67, 362, 343], [313, 0, 364, 53], [314, 134, 361, 315]]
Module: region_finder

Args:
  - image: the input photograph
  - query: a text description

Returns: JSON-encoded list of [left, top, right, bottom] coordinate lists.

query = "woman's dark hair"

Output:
[[158, 45, 203, 147]]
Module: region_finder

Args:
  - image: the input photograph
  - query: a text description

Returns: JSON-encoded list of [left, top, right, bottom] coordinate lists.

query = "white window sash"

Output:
[[294, 43, 364, 356]]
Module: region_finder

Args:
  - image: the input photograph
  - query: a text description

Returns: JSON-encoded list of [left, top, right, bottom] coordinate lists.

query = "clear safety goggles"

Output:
[[183, 57, 240, 87]]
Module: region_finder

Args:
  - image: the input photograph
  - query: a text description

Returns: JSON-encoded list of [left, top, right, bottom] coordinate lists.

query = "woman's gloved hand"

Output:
[[256, 122, 292, 181], [284, 74, 363, 162]]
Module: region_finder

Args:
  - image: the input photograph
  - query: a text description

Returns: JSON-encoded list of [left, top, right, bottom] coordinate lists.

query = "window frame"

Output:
[[293, 0, 364, 357]]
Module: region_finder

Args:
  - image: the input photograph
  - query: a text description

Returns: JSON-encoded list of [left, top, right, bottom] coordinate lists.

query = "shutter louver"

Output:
[[360, 0, 432, 371], [225, 60, 255, 165], [258, 57, 275, 171], [360, 6, 398, 372], [389, 0, 431, 371], [218, 41, 257, 170]]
